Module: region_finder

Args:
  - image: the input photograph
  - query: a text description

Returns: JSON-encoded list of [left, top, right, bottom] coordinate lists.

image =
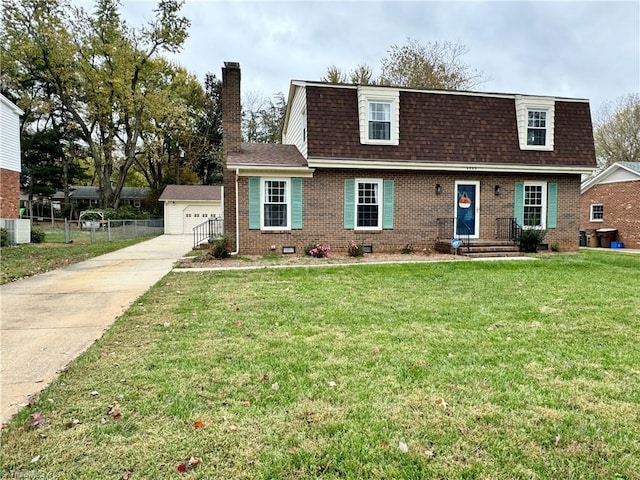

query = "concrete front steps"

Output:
[[435, 239, 522, 258]]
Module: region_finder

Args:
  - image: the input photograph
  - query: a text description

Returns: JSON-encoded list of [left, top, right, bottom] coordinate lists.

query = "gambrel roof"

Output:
[[281, 82, 597, 174]]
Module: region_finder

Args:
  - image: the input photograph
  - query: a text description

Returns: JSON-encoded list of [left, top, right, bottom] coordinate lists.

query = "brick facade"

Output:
[[0, 168, 20, 218], [580, 180, 640, 248], [222, 62, 241, 251], [233, 169, 582, 255]]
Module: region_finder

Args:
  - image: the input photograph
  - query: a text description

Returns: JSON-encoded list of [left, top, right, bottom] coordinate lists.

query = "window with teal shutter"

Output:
[[248, 177, 260, 229], [547, 182, 557, 228], [291, 177, 303, 229], [514, 182, 524, 226], [382, 179, 395, 229], [343, 179, 355, 229]]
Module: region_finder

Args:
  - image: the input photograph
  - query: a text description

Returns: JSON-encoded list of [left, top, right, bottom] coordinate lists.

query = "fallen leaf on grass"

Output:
[[188, 456, 202, 466], [120, 471, 131, 480], [373, 347, 380, 355], [241, 400, 250, 406], [193, 419, 205, 429], [398, 441, 409, 453], [288, 447, 297, 454], [228, 425, 238, 431], [439, 398, 449, 409], [380, 441, 389, 448], [422, 449, 435, 457], [327, 381, 336, 388], [262, 374, 270, 382], [554, 434, 561, 448], [235, 321, 243, 327], [177, 463, 187, 472], [106, 402, 122, 420], [25, 412, 46, 429], [271, 382, 279, 390], [90, 390, 99, 396]]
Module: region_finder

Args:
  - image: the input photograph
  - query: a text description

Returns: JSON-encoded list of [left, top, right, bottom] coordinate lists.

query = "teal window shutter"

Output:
[[291, 178, 303, 229], [248, 177, 260, 229], [344, 179, 355, 229], [382, 179, 395, 229], [547, 182, 558, 228], [514, 182, 524, 226]]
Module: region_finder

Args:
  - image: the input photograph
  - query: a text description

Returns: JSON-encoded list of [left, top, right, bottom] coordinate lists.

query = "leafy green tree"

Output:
[[2, 0, 191, 208], [133, 60, 208, 195], [380, 38, 484, 89], [594, 93, 640, 167], [242, 92, 287, 144], [349, 64, 375, 85], [321, 65, 347, 83], [321, 38, 485, 90]]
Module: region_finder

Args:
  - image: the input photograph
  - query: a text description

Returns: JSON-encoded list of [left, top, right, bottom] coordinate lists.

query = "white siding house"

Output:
[[1, 94, 30, 243], [0, 94, 23, 173]]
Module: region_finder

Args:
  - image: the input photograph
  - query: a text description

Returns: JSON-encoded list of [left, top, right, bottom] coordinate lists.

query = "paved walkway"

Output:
[[0, 235, 193, 423]]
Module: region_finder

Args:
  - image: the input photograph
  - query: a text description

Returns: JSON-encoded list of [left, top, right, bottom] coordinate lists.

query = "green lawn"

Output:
[[1, 251, 639, 479], [0, 237, 156, 284]]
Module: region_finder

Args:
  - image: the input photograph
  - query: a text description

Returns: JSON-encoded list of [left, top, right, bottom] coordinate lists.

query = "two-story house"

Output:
[[221, 62, 597, 256]]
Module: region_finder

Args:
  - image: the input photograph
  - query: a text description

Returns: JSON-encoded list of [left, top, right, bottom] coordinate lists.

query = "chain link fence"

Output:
[[32, 218, 164, 244]]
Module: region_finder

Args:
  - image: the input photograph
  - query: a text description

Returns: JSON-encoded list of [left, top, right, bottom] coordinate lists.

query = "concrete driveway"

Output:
[[0, 234, 193, 424]]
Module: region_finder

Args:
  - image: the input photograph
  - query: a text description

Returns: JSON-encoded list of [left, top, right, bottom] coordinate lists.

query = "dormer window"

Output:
[[357, 86, 399, 146], [515, 96, 555, 151], [527, 110, 548, 146], [368, 102, 391, 140]]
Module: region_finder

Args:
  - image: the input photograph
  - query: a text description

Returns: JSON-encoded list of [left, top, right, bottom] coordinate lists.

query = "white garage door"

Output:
[[183, 205, 221, 233]]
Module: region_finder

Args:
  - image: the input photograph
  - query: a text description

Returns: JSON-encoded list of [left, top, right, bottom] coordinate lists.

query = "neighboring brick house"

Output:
[[580, 162, 640, 249], [222, 62, 597, 255], [0, 94, 23, 219]]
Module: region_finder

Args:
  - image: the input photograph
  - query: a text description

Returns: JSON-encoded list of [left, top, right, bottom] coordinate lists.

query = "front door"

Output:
[[454, 181, 480, 239]]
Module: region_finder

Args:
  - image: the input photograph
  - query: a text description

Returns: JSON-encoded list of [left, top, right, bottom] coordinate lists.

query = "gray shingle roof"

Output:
[[619, 162, 640, 173], [159, 185, 222, 201], [227, 143, 307, 167]]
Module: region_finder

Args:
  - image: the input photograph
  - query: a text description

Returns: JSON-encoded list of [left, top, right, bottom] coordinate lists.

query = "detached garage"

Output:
[[159, 185, 223, 234]]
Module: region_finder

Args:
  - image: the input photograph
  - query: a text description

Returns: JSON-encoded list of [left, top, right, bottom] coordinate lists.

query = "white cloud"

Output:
[[115, 0, 639, 112]]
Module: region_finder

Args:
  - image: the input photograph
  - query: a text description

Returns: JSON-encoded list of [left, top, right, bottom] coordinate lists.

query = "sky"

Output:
[[115, 0, 639, 116]]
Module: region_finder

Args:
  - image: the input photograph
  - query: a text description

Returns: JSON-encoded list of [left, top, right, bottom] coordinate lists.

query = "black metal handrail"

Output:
[[193, 217, 223, 248], [496, 217, 521, 243]]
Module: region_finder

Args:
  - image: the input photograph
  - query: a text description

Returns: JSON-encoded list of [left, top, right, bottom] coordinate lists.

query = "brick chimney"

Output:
[[222, 62, 242, 156]]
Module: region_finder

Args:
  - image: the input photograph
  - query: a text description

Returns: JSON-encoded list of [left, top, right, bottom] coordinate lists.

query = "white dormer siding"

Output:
[[357, 86, 400, 146], [515, 95, 555, 152], [282, 85, 308, 158], [0, 94, 24, 173]]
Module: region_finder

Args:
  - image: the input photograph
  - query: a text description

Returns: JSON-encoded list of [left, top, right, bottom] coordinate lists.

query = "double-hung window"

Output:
[[356, 180, 382, 229], [263, 179, 289, 229], [590, 204, 604, 222], [368, 102, 391, 141], [527, 110, 547, 146], [357, 87, 399, 145], [523, 183, 546, 228]]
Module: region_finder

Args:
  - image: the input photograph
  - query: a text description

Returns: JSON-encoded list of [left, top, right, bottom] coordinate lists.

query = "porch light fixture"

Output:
[[494, 185, 501, 196], [435, 184, 443, 195]]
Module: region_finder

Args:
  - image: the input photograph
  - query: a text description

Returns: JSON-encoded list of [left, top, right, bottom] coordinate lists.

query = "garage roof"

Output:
[[159, 185, 222, 202]]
